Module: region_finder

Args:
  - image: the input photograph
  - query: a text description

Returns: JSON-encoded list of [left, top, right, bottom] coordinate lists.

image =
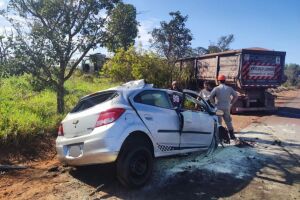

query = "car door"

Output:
[[180, 93, 215, 149], [129, 90, 180, 150]]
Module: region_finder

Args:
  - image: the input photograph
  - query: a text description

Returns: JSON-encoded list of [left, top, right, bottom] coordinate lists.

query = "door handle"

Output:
[[144, 114, 153, 121], [185, 120, 192, 123]]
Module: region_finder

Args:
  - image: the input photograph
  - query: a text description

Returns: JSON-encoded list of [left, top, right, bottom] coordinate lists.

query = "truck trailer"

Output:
[[175, 48, 286, 113]]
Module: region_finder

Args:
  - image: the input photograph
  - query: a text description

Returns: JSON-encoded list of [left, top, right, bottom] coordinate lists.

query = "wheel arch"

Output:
[[119, 131, 155, 157]]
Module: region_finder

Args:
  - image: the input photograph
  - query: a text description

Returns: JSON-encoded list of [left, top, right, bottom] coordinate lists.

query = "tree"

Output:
[[4, 0, 119, 113], [0, 33, 23, 77], [103, 2, 138, 52], [0, 34, 13, 76], [0, 35, 11, 64], [284, 63, 300, 87], [102, 46, 170, 87], [207, 34, 235, 53], [102, 47, 136, 82], [150, 11, 192, 80], [184, 47, 209, 57]]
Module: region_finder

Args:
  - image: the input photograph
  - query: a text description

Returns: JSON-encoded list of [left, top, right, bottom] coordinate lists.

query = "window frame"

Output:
[[168, 91, 183, 109], [182, 93, 209, 113], [70, 90, 119, 113], [133, 90, 174, 110]]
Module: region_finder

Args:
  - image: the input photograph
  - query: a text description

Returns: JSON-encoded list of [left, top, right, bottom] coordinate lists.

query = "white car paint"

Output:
[[56, 80, 219, 166]]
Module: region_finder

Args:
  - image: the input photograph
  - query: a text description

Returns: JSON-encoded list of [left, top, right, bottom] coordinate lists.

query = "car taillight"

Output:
[[95, 108, 125, 127], [58, 124, 64, 136]]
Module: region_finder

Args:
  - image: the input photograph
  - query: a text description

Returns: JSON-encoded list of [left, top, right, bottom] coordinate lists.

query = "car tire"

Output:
[[116, 141, 153, 188], [206, 134, 218, 155]]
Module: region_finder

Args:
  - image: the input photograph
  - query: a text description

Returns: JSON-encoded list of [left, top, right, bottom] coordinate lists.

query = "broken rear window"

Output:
[[70, 91, 118, 113]]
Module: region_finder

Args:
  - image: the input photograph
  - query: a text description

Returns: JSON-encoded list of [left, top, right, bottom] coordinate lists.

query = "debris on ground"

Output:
[[272, 139, 282, 146], [0, 165, 28, 171], [247, 156, 256, 160], [235, 139, 255, 148], [47, 165, 60, 172], [47, 165, 73, 174], [89, 184, 104, 196]]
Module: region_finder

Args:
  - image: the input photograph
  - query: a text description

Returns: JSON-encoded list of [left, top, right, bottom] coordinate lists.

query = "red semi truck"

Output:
[[175, 48, 286, 113]]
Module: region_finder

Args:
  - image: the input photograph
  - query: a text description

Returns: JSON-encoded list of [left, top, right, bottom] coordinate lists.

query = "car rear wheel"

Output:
[[116, 142, 153, 188]]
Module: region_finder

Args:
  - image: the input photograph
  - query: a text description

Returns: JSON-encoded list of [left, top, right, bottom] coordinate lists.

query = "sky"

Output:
[[0, 0, 299, 64], [124, 0, 300, 64]]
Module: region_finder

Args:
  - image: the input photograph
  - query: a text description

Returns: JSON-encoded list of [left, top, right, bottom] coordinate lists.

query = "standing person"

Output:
[[199, 81, 212, 101], [210, 75, 238, 140], [169, 81, 182, 108], [170, 81, 181, 92]]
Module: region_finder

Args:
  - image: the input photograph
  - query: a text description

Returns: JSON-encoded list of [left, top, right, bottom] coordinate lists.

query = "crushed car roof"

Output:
[[81, 79, 155, 99]]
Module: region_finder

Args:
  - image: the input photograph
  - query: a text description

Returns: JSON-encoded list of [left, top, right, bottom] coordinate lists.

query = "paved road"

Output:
[[233, 91, 300, 200]]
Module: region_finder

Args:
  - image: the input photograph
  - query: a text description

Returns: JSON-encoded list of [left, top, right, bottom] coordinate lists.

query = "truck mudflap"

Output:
[[233, 106, 277, 113]]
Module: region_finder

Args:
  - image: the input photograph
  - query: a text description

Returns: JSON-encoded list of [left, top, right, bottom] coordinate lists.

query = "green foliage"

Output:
[[103, 2, 138, 52], [184, 47, 208, 57], [208, 34, 235, 53], [131, 52, 171, 87], [0, 74, 118, 140], [150, 11, 192, 63], [0, 60, 24, 77], [194, 34, 235, 55], [0, 34, 12, 64], [102, 47, 170, 87], [284, 63, 300, 87], [172, 61, 195, 88], [0, 33, 23, 77], [102, 47, 136, 82], [5, 0, 120, 113]]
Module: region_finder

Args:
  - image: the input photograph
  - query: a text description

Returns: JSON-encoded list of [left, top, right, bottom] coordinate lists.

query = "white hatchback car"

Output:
[[56, 80, 221, 188]]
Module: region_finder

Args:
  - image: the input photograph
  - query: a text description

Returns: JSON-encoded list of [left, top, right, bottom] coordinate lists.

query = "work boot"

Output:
[[229, 130, 237, 140]]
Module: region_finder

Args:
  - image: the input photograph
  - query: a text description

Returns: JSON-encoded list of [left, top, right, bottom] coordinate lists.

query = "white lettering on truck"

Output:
[[249, 65, 275, 77]]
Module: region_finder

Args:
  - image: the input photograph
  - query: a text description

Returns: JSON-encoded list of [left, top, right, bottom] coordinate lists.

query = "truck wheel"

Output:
[[231, 99, 243, 114], [116, 143, 153, 188]]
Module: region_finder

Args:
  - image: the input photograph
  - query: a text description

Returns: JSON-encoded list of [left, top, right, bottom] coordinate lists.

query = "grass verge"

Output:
[[0, 73, 118, 158]]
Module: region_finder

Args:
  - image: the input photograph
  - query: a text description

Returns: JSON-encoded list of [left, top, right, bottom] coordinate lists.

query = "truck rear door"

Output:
[[240, 52, 285, 87]]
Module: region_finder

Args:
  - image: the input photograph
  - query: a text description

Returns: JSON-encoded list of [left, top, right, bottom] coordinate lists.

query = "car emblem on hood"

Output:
[[73, 120, 79, 128]]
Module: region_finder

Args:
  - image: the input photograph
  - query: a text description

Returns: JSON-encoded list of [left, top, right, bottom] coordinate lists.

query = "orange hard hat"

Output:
[[217, 74, 226, 81]]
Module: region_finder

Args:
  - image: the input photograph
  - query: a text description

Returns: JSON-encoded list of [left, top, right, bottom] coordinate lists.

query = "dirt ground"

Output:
[[232, 88, 300, 132], [0, 89, 299, 200]]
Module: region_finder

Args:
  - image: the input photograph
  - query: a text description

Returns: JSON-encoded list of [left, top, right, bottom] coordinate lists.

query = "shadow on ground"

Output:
[[275, 107, 300, 119], [69, 162, 254, 200], [238, 134, 300, 148], [232, 106, 300, 119]]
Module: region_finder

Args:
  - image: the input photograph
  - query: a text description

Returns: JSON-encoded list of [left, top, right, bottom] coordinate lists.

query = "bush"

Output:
[[102, 47, 136, 82], [284, 63, 300, 87], [102, 47, 171, 87], [172, 61, 195, 89]]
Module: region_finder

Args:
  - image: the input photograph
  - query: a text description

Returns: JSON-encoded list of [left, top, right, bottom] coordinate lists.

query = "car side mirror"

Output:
[[216, 110, 224, 116]]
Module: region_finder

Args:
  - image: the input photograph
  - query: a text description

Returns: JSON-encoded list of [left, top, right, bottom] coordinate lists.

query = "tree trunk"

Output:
[[57, 80, 65, 114], [168, 60, 175, 83]]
